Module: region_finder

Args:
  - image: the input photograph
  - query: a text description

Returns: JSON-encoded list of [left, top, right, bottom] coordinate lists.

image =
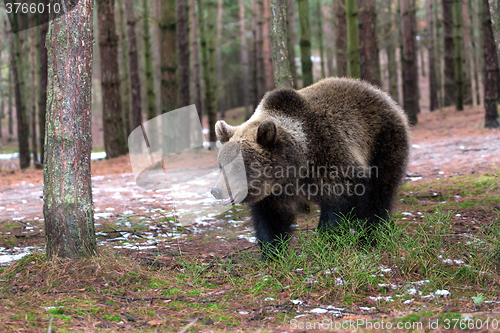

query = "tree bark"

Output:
[[240, 0, 251, 118], [426, 0, 439, 111], [346, 0, 360, 78], [143, 0, 158, 118], [118, 0, 132, 136], [482, 0, 500, 128], [270, 0, 293, 88], [298, 0, 313, 86], [335, 0, 348, 77], [10, 16, 30, 169], [216, 0, 225, 117], [160, 0, 178, 114], [461, 0, 473, 106], [257, 0, 266, 99], [39, 11, 48, 164], [452, 0, 464, 110], [97, 0, 128, 158], [400, 0, 419, 124], [189, 0, 203, 120], [263, 0, 275, 90], [442, 0, 456, 107], [317, 0, 326, 79], [44, 0, 97, 259], [177, 0, 190, 108], [30, 25, 38, 164], [199, 0, 218, 142], [286, 0, 298, 87], [8, 52, 13, 137], [357, 0, 380, 86]]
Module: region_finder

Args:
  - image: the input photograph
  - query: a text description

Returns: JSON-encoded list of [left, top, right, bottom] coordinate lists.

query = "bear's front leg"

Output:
[[250, 195, 295, 260]]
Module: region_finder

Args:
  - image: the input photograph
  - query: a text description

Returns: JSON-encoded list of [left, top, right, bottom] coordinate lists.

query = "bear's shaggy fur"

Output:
[[213, 78, 410, 258]]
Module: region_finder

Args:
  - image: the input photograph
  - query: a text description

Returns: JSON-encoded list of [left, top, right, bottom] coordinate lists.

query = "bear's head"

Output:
[[211, 89, 308, 205]]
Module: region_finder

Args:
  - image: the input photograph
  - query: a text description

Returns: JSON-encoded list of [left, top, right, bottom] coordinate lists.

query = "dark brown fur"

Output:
[[213, 78, 410, 258]]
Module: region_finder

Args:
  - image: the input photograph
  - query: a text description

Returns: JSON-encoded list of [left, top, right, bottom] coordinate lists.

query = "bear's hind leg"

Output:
[[250, 196, 295, 260]]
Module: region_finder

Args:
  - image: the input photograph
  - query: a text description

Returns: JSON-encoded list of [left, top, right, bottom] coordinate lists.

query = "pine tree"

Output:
[[298, 0, 313, 86], [270, 0, 293, 88], [346, 0, 360, 78], [177, 0, 190, 108], [97, 0, 128, 158], [286, 0, 298, 87], [358, 0, 380, 86], [426, 0, 439, 111], [452, 0, 464, 110], [143, 0, 157, 118], [482, 0, 500, 128], [39, 9, 49, 164], [189, 0, 203, 119], [442, 0, 455, 107], [118, 0, 132, 136], [160, 0, 177, 114], [335, 0, 348, 77], [44, 0, 97, 259], [240, 0, 251, 117]]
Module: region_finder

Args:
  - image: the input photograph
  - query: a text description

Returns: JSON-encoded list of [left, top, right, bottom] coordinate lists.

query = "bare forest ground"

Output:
[[0, 103, 499, 331]]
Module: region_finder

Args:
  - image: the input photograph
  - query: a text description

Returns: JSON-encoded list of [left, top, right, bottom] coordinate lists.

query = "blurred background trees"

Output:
[[0, 0, 499, 169]]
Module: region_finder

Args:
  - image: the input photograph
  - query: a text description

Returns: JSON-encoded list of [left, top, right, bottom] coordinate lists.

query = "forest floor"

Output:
[[0, 105, 499, 332]]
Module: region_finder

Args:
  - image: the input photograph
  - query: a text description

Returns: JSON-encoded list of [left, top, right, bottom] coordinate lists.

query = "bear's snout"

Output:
[[211, 187, 224, 200]]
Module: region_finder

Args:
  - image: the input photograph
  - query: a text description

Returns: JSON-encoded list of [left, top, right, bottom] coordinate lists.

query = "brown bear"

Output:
[[211, 77, 410, 258]]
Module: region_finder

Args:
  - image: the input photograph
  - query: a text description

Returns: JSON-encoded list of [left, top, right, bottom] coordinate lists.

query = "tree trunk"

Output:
[[10, 17, 30, 169], [199, 0, 218, 142], [251, 0, 261, 108], [442, 0, 456, 107], [257, 0, 266, 99], [118, 0, 132, 136], [286, 0, 298, 87], [263, 0, 275, 90], [384, 0, 399, 102], [97, 0, 128, 158], [160, 0, 177, 114], [452, 0, 464, 110], [0, 30, 4, 138], [189, 0, 203, 120], [335, 0, 348, 77], [400, 0, 419, 124], [124, 0, 142, 131], [240, 0, 251, 118], [298, 0, 313, 86], [39, 11, 48, 164], [270, 0, 293, 88], [346, 0, 360, 78], [426, 0, 439, 111], [216, 0, 225, 117], [44, 0, 97, 259], [8, 54, 13, 137], [482, 0, 500, 128], [177, 0, 190, 108], [317, 0, 326, 79], [357, 0, 380, 86], [434, 0, 444, 107], [461, 0, 473, 106], [143, 0, 158, 118], [471, 0, 482, 105], [30, 26, 38, 164]]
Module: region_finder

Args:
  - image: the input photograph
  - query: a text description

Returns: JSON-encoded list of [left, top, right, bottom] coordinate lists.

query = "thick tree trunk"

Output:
[[39, 13, 48, 164], [118, 0, 132, 136], [400, 0, 419, 124], [8, 56, 13, 137], [482, 0, 500, 128], [426, 0, 439, 111], [177, 0, 190, 108], [357, 0, 380, 86], [298, 0, 313, 86], [452, 0, 464, 110], [143, 0, 158, 118], [270, 0, 293, 88], [0, 30, 4, 138], [346, 0, 360, 78], [335, 0, 348, 77], [199, 0, 218, 142], [189, 0, 203, 120], [471, 0, 482, 105], [442, 0, 456, 107], [383, 0, 399, 102], [160, 0, 177, 114], [44, 0, 97, 259], [240, 0, 251, 118], [10, 18, 30, 169], [434, 0, 444, 107], [124, 0, 142, 130], [251, 0, 261, 108], [97, 0, 128, 158], [286, 0, 298, 87], [256, 0, 266, 100]]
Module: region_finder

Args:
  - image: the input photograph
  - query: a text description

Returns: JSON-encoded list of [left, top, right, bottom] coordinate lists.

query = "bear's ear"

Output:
[[215, 120, 235, 143], [256, 120, 277, 148]]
